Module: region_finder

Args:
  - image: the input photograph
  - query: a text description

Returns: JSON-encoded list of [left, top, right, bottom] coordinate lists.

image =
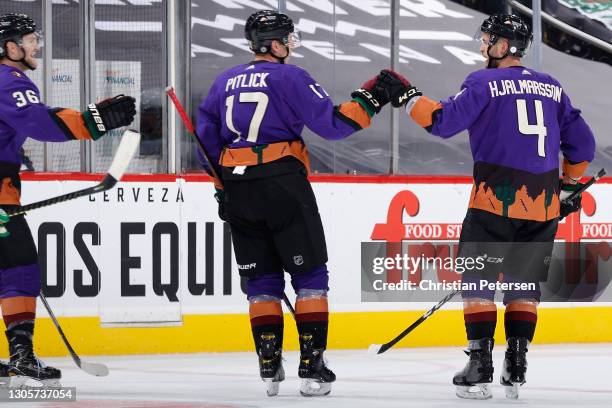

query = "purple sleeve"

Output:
[[0, 77, 73, 142], [196, 85, 224, 178], [430, 73, 490, 138], [286, 68, 359, 140], [558, 93, 595, 163]]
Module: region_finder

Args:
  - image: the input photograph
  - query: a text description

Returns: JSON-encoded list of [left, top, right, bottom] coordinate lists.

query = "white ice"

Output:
[[5, 344, 612, 407]]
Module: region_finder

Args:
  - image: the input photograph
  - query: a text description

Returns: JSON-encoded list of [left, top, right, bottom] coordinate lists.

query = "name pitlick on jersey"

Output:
[[225, 72, 270, 92]]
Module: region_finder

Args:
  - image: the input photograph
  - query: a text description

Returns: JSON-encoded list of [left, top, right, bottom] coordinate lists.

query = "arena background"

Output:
[[0, 0, 611, 356]]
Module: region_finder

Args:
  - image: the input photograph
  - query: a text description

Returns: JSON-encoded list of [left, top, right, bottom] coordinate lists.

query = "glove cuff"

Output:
[[351, 88, 382, 114], [82, 104, 107, 141], [393, 86, 422, 108], [560, 182, 582, 192]]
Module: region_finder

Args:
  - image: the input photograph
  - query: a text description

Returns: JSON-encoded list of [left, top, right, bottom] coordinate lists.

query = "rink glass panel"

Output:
[[3, 0, 45, 172], [185, 0, 393, 174], [92, 0, 167, 174]]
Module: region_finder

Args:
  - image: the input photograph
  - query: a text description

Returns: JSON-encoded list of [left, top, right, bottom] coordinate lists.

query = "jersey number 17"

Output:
[[225, 92, 269, 143]]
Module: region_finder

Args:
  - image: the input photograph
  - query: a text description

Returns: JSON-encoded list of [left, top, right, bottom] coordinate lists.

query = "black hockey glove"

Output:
[[84, 95, 137, 140], [214, 188, 229, 222], [559, 181, 584, 219], [351, 74, 390, 115], [377, 69, 422, 108]]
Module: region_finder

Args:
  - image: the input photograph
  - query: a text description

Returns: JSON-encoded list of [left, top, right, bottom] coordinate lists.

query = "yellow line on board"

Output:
[[0, 308, 610, 357]]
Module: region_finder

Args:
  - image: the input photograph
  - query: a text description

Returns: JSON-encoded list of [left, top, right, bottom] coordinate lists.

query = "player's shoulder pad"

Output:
[[279, 63, 315, 83], [0, 66, 37, 93], [456, 69, 493, 98], [462, 68, 491, 87], [538, 71, 563, 88]]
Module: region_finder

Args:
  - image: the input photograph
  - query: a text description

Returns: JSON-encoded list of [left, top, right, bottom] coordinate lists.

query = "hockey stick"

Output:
[[368, 289, 460, 355], [282, 293, 296, 317], [7, 130, 140, 218], [369, 168, 607, 355], [165, 87, 298, 317], [13, 131, 140, 376], [165, 86, 222, 182], [39, 292, 109, 376], [561, 168, 606, 204]]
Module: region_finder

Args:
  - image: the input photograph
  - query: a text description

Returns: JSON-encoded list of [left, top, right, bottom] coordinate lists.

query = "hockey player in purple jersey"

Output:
[[197, 10, 392, 397], [378, 15, 595, 400], [0, 13, 136, 387]]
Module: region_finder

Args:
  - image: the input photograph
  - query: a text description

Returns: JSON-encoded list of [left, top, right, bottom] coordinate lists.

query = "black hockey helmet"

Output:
[[479, 14, 533, 57], [245, 10, 298, 54], [0, 13, 37, 58]]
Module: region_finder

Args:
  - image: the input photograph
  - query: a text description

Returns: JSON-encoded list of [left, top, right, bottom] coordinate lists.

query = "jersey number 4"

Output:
[[516, 99, 547, 158], [225, 92, 269, 143]]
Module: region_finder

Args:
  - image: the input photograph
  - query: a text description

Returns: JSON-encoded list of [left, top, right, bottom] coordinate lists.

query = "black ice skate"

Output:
[[453, 338, 494, 399], [0, 361, 9, 388], [500, 337, 529, 399], [298, 333, 336, 397], [256, 332, 284, 397], [6, 328, 61, 388]]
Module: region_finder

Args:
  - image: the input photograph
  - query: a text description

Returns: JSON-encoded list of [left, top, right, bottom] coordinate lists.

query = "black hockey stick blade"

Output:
[[562, 168, 606, 203], [368, 290, 460, 355], [39, 292, 109, 376], [7, 130, 140, 217]]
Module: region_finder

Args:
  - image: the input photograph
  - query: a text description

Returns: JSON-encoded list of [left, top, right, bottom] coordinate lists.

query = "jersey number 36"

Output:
[[13, 90, 40, 107]]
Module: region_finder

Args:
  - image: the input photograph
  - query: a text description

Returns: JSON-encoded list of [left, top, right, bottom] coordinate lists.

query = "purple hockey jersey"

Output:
[[197, 60, 371, 178], [0, 63, 96, 205], [408, 65, 595, 221]]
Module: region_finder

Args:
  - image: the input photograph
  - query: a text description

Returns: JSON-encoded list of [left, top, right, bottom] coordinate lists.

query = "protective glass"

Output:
[[19, 31, 44, 48], [287, 30, 301, 49], [473, 30, 494, 46]]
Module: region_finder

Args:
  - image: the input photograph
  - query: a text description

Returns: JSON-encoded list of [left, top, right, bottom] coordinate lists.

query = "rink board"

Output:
[[2, 173, 611, 356]]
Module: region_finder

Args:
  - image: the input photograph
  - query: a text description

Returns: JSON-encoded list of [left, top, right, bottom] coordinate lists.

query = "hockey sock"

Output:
[[504, 300, 537, 342], [1, 296, 36, 329], [5, 320, 34, 360], [463, 300, 497, 340], [295, 289, 329, 350], [249, 295, 284, 353]]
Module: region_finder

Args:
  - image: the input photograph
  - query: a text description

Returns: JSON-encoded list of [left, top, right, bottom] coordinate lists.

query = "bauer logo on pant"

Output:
[[294, 255, 304, 266]]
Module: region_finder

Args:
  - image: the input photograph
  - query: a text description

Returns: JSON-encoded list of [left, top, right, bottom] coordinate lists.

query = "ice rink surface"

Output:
[[6, 344, 612, 408]]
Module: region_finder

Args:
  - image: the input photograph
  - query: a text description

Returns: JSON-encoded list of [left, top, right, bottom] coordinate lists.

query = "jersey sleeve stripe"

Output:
[[562, 158, 589, 180], [48, 108, 93, 141], [0, 177, 21, 205], [408, 96, 442, 129], [335, 101, 371, 130]]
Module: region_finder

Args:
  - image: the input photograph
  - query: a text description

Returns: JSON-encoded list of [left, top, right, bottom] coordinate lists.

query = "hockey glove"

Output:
[[0, 208, 9, 238], [377, 69, 422, 108], [214, 188, 229, 222], [559, 181, 584, 219], [83, 95, 137, 140], [351, 74, 390, 115]]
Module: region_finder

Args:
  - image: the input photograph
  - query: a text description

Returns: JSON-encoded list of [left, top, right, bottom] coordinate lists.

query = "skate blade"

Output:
[[0, 377, 9, 389], [264, 378, 280, 397], [8, 376, 62, 389], [504, 383, 521, 399], [263, 365, 284, 397], [455, 384, 492, 400], [300, 379, 332, 397]]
